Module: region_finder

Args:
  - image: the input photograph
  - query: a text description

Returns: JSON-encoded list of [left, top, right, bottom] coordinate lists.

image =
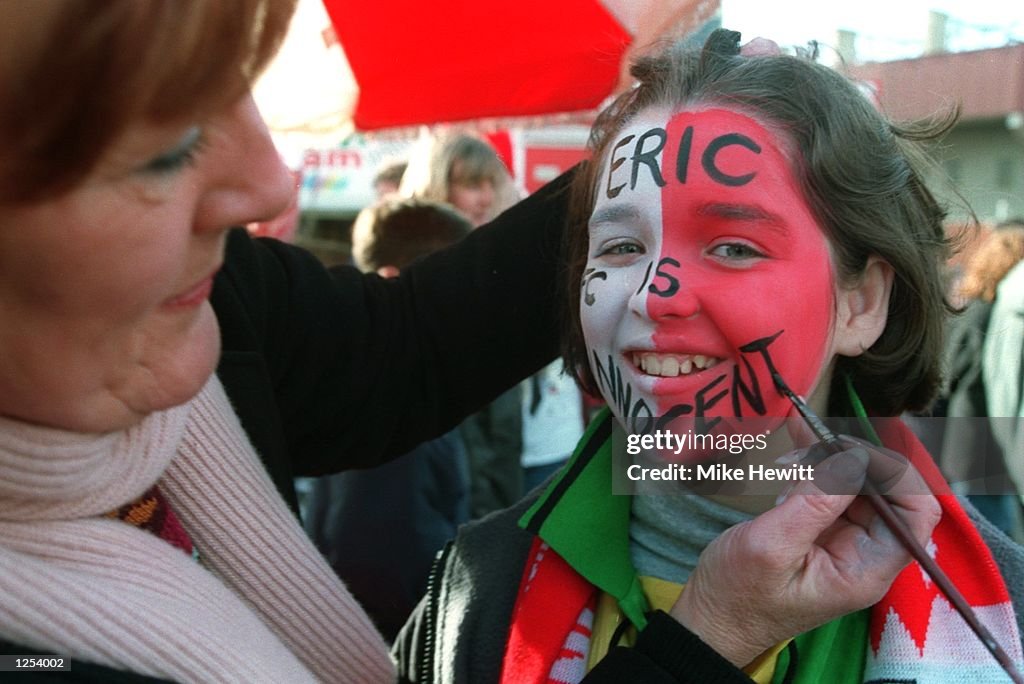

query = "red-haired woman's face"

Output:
[[0, 95, 294, 432], [581, 107, 839, 435]]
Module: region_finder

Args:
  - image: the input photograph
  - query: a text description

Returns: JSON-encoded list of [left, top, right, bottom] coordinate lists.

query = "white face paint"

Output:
[[581, 106, 838, 439]]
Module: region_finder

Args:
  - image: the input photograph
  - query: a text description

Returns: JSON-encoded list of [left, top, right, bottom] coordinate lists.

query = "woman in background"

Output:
[[400, 132, 517, 228]]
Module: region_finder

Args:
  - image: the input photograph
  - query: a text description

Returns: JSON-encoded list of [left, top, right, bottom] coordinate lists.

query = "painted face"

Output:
[[0, 95, 294, 432], [582, 107, 836, 436]]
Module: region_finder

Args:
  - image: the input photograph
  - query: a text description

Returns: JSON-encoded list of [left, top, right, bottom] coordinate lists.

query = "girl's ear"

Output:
[[833, 256, 893, 357]]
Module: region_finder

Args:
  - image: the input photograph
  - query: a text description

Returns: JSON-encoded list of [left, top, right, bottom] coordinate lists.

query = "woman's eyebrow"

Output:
[[589, 204, 641, 227]]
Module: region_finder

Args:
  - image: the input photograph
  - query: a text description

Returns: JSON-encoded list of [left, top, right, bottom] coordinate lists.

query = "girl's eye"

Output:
[[708, 242, 765, 261], [598, 241, 645, 257], [140, 127, 206, 175]]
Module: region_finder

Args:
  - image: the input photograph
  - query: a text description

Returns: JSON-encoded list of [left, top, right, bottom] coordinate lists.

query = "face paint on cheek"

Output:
[[642, 108, 835, 421], [582, 268, 608, 306], [582, 253, 662, 433]]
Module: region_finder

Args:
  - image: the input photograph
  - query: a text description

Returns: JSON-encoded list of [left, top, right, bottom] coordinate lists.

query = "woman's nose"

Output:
[[194, 94, 295, 232]]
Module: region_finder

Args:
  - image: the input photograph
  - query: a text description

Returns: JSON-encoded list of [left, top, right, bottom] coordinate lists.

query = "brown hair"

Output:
[[351, 198, 471, 272], [399, 133, 511, 204], [373, 160, 409, 190], [564, 29, 957, 416], [958, 225, 1024, 302], [0, 0, 296, 202]]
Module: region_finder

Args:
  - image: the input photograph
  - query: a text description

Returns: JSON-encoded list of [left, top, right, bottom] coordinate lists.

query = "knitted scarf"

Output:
[[500, 410, 1024, 684], [0, 376, 394, 683]]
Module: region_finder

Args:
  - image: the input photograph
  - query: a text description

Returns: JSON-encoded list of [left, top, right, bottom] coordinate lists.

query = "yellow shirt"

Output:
[[587, 576, 789, 683]]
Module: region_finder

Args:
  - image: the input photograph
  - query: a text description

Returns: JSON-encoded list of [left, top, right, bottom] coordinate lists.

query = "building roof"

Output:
[[847, 44, 1024, 123]]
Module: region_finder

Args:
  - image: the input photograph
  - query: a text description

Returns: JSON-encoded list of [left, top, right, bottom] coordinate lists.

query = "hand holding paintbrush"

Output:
[[771, 370, 1024, 684], [670, 421, 943, 669]]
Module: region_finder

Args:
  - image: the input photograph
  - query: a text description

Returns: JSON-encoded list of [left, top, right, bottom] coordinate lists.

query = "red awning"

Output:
[[324, 0, 718, 131]]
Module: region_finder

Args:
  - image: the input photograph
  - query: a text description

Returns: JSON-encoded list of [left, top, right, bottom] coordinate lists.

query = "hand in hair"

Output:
[[739, 37, 781, 57]]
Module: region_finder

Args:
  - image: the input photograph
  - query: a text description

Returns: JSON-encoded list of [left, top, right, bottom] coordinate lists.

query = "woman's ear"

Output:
[[833, 256, 894, 356]]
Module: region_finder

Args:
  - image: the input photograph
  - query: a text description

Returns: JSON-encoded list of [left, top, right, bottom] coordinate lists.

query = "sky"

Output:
[[722, 0, 1024, 62]]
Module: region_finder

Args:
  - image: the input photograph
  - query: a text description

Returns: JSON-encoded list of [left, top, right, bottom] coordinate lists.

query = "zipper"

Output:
[[419, 540, 453, 683]]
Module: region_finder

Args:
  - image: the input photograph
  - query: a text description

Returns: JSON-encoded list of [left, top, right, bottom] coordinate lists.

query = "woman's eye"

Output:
[[708, 242, 765, 260], [140, 127, 206, 175]]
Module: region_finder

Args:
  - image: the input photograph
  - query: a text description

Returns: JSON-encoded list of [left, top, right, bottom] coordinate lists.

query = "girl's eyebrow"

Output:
[[697, 202, 789, 235], [589, 204, 641, 227]]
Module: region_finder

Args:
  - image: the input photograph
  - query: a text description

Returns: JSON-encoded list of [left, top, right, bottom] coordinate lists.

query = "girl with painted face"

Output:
[[396, 30, 1024, 683]]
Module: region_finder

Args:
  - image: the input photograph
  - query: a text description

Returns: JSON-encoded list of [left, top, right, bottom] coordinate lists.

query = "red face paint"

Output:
[[583, 108, 835, 437]]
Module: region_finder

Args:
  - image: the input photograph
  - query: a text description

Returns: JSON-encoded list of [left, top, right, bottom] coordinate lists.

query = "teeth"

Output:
[[632, 353, 721, 378]]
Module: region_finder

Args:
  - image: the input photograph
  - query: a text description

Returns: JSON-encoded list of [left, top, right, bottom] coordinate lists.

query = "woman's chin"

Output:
[[144, 305, 222, 411], [101, 303, 222, 432]]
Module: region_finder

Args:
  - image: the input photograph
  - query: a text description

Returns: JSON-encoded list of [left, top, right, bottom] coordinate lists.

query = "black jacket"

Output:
[[213, 170, 570, 514]]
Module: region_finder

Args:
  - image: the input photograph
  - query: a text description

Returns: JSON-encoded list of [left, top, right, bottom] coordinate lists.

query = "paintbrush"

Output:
[[771, 370, 1024, 684]]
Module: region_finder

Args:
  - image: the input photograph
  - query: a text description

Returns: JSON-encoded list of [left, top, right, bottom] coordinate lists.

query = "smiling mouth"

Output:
[[631, 352, 723, 378]]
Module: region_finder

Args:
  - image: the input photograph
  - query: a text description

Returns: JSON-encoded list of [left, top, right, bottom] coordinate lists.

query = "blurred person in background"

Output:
[[303, 198, 473, 642], [400, 131, 516, 228], [520, 360, 586, 492], [372, 158, 408, 199], [940, 222, 1024, 540], [982, 219, 1024, 536]]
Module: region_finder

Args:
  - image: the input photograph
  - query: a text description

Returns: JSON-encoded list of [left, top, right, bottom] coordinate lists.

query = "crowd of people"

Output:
[[0, 1, 1022, 683]]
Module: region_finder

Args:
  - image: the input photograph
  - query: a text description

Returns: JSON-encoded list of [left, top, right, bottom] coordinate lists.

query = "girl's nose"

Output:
[[641, 258, 702, 321]]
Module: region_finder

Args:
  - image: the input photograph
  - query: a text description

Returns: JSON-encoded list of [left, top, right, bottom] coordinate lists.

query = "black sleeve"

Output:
[[584, 611, 753, 683], [214, 167, 574, 477]]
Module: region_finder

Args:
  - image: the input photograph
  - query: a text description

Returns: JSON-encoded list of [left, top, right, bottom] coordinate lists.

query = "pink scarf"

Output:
[[0, 376, 394, 682]]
